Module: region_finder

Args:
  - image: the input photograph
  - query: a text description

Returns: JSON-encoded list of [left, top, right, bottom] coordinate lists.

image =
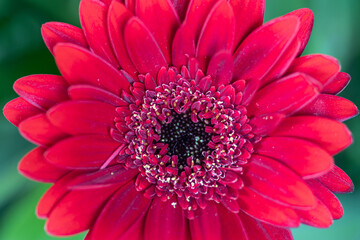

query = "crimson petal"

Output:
[[144, 198, 187, 240], [171, 0, 190, 21], [255, 137, 334, 178], [18, 147, 68, 183], [189, 202, 221, 240], [272, 116, 352, 155], [41, 22, 88, 54], [217, 204, 248, 240], [136, 0, 180, 63], [19, 114, 68, 146], [233, 15, 299, 81], [79, 0, 118, 67], [318, 166, 354, 193], [45, 135, 120, 170], [13, 75, 68, 110], [196, 0, 235, 70], [89, 182, 151, 240], [3, 97, 43, 126], [249, 113, 285, 136], [54, 43, 130, 95], [124, 17, 168, 77], [207, 51, 233, 87], [323, 72, 351, 94], [247, 73, 319, 117], [47, 100, 116, 135], [46, 185, 119, 236], [296, 198, 333, 228], [244, 155, 316, 207], [298, 94, 359, 122], [237, 187, 300, 227]]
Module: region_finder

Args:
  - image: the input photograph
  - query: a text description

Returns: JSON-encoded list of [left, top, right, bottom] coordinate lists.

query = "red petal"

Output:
[[136, 0, 180, 63], [36, 172, 81, 218], [217, 204, 249, 240], [13, 74, 68, 110], [79, 0, 118, 66], [323, 72, 351, 94], [70, 165, 138, 189], [207, 51, 233, 87], [90, 182, 151, 240], [298, 94, 358, 121], [46, 185, 119, 236], [287, 54, 340, 87], [41, 22, 88, 54], [144, 198, 187, 240], [19, 113, 67, 146], [189, 202, 221, 240], [249, 113, 285, 136], [245, 155, 316, 207], [124, 17, 168, 77], [107, 1, 137, 76], [255, 137, 334, 178], [306, 180, 343, 219], [47, 100, 116, 135], [172, 0, 219, 67], [196, 0, 235, 70], [3, 97, 43, 126], [247, 73, 319, 117], [171, 0, 190, 21], [284, 8, 314, 55], [296, 198, 333, 228], [238, 211, 294, 240], [318, 166, 354, 193], [237, 187, 300, 227], [230, 0, 265, 49], [54, 43, 130, 95], [18, 147, 68, 183], [233, 16, 299, 81], [45, 135, 120, 170], [272, 116, 352, 155]]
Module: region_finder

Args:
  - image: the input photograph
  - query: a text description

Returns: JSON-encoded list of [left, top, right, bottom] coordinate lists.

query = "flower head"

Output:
[[3, 0, 358, 239]]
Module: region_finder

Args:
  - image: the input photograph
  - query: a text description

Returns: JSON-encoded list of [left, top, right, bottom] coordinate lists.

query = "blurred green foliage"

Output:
[[0, 0, 359, 239]]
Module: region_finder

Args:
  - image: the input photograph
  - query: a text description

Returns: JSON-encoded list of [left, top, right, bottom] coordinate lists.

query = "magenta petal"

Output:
[[79, 0, 118, 67], [217, 204, 248, 240], [124, 17, 168, 77], [230, 0, 265, 49], [247, 73, 319, 117], [318, 166, 354, 193], [47, 100, 116, 135], [3, 97, 43, 126], [284, 8, 314, 55], [238, 211, 294, 240], [18, 147, 68, 183], [196, 0, 235, 70], [272, 116, 352, 155], [207, 51, 233, 87], [233, 15, 299, 81], [237, 187, 300, 227], [298, 94, 359, 122], [19, 114, 68, 146], [249, 113, 285, 136], [244, 155, 316, 207], [46, 185, 119, 236], [13, 74, 68, 110], [171, 0, 190, 21], [144, 198, 187, 240], [136, 0, 180, 63], [41, 22, 88, 54], [189, 202, 221, 240], [107, 1, 137, 77], [45, 135, 120, 170], [255, 137, 334, 178], [54, 43, 130, 95], [90, 182, 151, 240]]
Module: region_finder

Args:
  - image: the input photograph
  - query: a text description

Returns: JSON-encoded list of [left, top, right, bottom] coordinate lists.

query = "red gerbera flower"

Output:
[[3, 0, 358, 239]]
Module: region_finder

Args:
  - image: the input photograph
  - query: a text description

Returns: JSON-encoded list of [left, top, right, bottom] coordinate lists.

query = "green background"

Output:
[[0, 0, 359, 239]]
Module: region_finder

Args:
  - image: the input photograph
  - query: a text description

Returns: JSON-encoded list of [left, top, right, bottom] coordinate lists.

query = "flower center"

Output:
[[159, 112, 211, 169]]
